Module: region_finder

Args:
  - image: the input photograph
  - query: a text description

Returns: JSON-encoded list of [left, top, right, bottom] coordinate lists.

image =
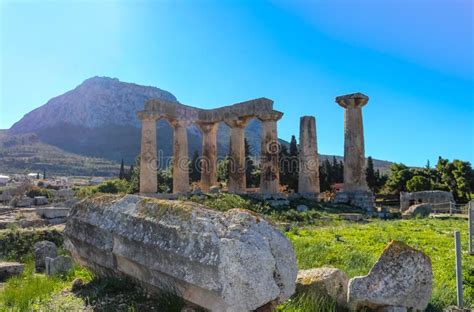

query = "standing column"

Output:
[[139, 115, 158, 193], [171, 119, 190, 194], [336, 93, 369, 192], [199, 122, 218, 192], [298, 116, 320, 194], [225, 118, 249, 193], [259, 112, 283, 194]]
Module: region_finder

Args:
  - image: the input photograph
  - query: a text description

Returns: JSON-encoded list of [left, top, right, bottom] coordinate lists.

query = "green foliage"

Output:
[[190, 193, 271, 214], [288, 218, 474, 310], [189, 150, 201, 183], [319, 157, 344, 192], [245, 138, 258, 187], [217, 156, 230, 183], [277, 293, 340, 312], [384, 163, 413, 193], [75, 179, 130, 199], [406, 175, 432, 192], [0, 227, 63, 261], [366, 156, 387, 193], [280, 136, 299, 192], [26, 186, 54, 199]]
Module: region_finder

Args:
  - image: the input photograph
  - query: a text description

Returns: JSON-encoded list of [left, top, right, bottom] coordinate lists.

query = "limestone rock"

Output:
[[402, 203, 432, 219], [296, 205, 308, 213], [36, 207, 70, 219], [0, 261, 24, 282], [296, 267, 348, 306], [209, 186, 220, 194], [33, 240, 58, 272], [348, 240, 432, 311], [64, 194, 298, 312], [45, 256, 73, 275], [34, 196, 49, 205], [10, 196, 34, 207]]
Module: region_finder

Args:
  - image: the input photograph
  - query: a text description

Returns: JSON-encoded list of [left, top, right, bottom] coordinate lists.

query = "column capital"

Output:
[[137, 111, 159, 121], [257, 111, 283, 122], [224, 117, 251, 128], [335, 93, 369, 109], [196, 121, 219, 133], [169, 118, 191, 128]]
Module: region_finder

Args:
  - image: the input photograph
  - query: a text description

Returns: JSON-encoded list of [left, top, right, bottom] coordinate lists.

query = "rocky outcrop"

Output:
[[296, 268, 349, 306], [348, 241, 432, 311], [45, 256, 73, 276], [64, 195, 298, 312], [402, 203, 432, 218]]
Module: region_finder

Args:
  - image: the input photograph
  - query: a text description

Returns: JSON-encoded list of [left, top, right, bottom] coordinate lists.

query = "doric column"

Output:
[[139, 115, 158, 193], [258, 112, 283, 194], [225, 118, 249, 193], [336, 93, 369, 192], [199, 122, 218, 192], [298, 116, 320, 194], [170, 119, 190, 194]]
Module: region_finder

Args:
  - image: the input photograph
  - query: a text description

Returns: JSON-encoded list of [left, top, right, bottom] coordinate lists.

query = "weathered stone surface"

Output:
[[171, 119, 190, 194], [139, 117, 158, 193], [348, 241, 432, 311], [10, 196, 34, 207], [33, 240, 58, 272], [199, 122, 218, 193], [296, 268, 349, 306], [209, 186, 220, 194], [0, 261, 24, 282], [400, 190, 453, 212], [334, 191, 375, 213], [259, 113, 282, 194], [64, 195, 297, 312], [34, 196, 49, 205], [402, 203, 432, 218], [335, 93, 369, 192], [226, 118, 249, 193], [36, 207, 70, 219], [45, 256, 73, 276], [378, 307, 407, 312], [298, 116, 320, 194]]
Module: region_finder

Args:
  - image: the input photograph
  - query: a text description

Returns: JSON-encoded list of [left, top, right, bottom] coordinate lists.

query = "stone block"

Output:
[[0, 262, 24, 282], [34, 196, 49, 205], [64, 194, 298, 312], [348, 241, 432, 311], [45, 256, 73, 275], [296, 267, 349, 306], [33, 240, 58, 272]]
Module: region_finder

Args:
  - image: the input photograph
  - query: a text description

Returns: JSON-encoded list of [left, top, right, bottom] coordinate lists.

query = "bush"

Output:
[[25, 186, 53, 199], [75, 179, 131, 199]]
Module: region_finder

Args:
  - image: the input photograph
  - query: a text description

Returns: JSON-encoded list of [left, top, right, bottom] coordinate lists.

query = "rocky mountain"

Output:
[[9, 77, 264, 166], [7, 76, 392, 174]]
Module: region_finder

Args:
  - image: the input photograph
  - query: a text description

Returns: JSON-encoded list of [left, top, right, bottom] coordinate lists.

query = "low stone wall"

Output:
[[400, 190, 454, 212], [64, 195, 297, 312]]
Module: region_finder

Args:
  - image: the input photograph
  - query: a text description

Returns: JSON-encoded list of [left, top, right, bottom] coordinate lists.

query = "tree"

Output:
[[286, 135, 299, 191], [244, 138, 257, 187], [43, 168, 46, 180], [119, 159, 125, 180], [366, 156, 377, 191], [385, 163, 413, 194], [189, 150, 201, 182], [217, 156, 230, 183], [406, 175, 431, 192], [452, 160, 472, 201]]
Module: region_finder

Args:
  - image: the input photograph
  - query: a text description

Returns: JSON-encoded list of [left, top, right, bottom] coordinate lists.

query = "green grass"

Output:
[[286, 217, 474, 311]]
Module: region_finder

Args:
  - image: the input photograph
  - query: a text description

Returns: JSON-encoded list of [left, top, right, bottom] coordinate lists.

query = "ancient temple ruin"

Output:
[[137, 98, 283, 194]]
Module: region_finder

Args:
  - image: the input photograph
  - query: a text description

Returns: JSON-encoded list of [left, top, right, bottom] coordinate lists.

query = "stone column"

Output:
[[298, 116, 320, 195], [199, 122, 218, 192], [225, 118, 249, 193], [171, 119, 190, 194], [336, 93, 369, 192], [139, 115, 158, 193], [259, 112, 283, 194]]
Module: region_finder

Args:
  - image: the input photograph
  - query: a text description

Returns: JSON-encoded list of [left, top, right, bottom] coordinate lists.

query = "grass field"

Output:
[[283, 217, 473, 311]]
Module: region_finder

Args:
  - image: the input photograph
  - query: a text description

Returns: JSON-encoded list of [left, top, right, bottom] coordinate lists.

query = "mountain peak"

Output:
[[10, 77, 178, 133]]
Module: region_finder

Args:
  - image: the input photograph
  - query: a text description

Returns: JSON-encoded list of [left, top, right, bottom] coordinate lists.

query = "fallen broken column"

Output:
[[64, 194, 297, 312]]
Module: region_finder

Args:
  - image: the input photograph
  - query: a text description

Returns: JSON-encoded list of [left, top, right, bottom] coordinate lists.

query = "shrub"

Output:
[[75, 179, 131, 199], [25, 186, 53, 199]]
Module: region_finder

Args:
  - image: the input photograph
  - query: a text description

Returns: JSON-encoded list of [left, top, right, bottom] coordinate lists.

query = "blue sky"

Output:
[[1, 0, 473, 166]]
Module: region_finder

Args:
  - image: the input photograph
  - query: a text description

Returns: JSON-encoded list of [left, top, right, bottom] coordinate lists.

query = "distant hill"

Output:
[[0, 133, 119, 176], [6, 76, 393, 174]]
